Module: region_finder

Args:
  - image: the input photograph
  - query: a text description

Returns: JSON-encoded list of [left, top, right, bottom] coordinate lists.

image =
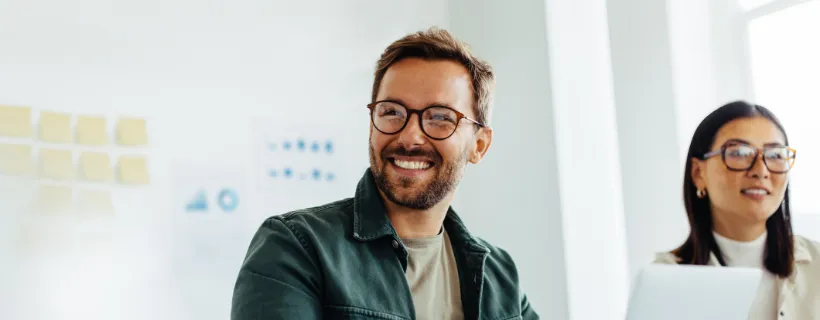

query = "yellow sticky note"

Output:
[[0, 105, 32, 138], [39, 149, 74, 180], [76, 116, 108, 145], [117, 156, 149, 185], [0, 143, 34, 176], [76, 189, 114, 216], [38, 111, 73, 143], [116, 118, 148, 146], [37, 184, 73, 215], [79, 152, 112, 182]]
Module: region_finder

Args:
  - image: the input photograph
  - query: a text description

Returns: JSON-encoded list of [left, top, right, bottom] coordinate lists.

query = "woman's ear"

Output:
[[691, 158, 707, 190]]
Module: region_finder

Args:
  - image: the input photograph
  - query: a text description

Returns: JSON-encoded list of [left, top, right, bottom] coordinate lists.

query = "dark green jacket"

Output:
[[231, 169, 538, 319]]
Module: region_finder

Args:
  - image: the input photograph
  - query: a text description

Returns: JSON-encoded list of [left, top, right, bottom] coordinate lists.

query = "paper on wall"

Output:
[[0, 105, 32, 138], [38, 111, 73, 143], [39, 149, 74, 180]]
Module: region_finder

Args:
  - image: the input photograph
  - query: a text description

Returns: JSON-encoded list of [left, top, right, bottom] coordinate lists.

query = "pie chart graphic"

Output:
[[217, 188, 239, 213]]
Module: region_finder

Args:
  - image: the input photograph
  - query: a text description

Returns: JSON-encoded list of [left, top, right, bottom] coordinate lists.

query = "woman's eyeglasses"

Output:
[[701, 142, 796, 174]]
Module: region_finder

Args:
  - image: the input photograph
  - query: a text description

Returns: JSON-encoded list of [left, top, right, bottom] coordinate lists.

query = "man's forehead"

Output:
[[377, 58, 474, 112]]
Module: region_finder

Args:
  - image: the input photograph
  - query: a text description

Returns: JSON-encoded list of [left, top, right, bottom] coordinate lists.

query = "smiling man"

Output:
[[231, 27, 538, 320]]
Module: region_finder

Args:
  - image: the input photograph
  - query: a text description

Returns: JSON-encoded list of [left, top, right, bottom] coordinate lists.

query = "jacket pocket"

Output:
[[323, 305, 409, 320]]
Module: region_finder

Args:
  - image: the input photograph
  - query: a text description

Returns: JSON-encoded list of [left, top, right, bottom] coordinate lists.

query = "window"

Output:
[[738, 0, 778, 11], [746, 0, 820, 215]]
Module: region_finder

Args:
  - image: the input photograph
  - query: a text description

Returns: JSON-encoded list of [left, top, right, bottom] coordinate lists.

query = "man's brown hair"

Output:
[[371, 27, 495, 126]]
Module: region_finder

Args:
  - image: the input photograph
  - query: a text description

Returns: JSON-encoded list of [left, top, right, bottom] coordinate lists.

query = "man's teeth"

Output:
[[393, 159, 431, 170], [743, 189, 768, 195]]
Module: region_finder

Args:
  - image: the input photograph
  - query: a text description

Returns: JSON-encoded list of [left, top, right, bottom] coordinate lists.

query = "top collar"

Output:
[[707, 234, 813, 266]]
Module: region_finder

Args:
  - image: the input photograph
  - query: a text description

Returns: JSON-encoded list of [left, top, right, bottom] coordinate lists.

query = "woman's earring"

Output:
[[781, 200, 788, 221], [697, 189, 707, 198]]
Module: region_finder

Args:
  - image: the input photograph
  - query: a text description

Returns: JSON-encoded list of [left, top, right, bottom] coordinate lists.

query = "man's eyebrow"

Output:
[[379, 97, 407, 106], [379, 97, 454, 110]]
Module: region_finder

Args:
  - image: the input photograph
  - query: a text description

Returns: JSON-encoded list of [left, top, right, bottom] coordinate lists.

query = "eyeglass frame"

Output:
[[366, 100, 488, 140], [700, 140, 797, 174]]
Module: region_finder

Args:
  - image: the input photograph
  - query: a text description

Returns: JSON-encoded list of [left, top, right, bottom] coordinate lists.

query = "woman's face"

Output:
[[691, 116, 791, 226]]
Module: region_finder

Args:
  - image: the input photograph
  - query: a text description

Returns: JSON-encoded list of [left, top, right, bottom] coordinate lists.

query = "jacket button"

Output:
[[780, 311, 784, 316], [392, 240, 399, 249]]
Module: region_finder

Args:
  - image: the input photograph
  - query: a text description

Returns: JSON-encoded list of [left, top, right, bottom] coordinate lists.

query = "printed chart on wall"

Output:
[[169, 163, 251, 320], [170, 163, 251, 266], [252, 118, 360, 218]]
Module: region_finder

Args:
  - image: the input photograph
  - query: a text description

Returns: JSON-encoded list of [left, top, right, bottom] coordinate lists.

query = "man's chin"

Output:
[[384, 190, 436, 210], [384, 178, 428, 195]]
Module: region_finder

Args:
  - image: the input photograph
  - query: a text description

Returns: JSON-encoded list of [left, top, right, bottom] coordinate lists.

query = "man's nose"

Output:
[[396, 114, 427, 147]]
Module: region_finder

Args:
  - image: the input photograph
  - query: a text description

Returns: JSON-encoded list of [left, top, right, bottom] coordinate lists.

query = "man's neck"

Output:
[[382, 194, 453, 239]]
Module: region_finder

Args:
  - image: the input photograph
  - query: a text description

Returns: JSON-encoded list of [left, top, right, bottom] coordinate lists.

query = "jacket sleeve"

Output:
[[520, 291, 540, 319], [231, 217, 322, 319]]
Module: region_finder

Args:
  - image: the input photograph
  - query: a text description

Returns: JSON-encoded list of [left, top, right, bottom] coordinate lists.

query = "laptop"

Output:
[[626, 264, 762, 320]]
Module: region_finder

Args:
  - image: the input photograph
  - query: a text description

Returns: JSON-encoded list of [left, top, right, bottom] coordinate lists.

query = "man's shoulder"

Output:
[[266, 198, 355, 234], [470, 236, 522, 272]]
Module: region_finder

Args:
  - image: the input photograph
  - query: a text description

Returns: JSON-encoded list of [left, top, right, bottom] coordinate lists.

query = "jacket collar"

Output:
[[351, 169, 490, 254], [351, 169, 394, 241], [794, 236, 812, 263]]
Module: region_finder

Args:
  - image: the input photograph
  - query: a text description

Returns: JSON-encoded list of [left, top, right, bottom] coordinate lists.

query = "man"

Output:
[[231, 27, 538, 319]]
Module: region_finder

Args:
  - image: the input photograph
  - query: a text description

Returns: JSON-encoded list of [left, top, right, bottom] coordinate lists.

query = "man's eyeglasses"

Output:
[[367, 100, 486, 140], [701, 142, 797, 174]]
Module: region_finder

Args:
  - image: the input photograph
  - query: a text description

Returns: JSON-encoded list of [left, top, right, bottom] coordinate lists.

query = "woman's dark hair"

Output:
[[673, 100, 794, 277]]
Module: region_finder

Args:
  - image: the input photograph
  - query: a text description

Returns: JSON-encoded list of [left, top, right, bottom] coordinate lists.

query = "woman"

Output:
[[655, 101, 820, 319]]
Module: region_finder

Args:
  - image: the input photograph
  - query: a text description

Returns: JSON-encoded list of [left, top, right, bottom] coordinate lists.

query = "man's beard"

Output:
[[369, 141, 467, 210]]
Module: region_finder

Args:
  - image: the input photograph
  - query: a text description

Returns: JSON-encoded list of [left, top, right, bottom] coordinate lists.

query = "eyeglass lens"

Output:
[[371, 101, 460, 139], [724, 144, 795, 172]]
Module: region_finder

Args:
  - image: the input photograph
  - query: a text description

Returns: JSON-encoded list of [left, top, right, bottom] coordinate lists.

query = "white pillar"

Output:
[[543, 0, 630, 318], [450, 0, 630, 318], [606, 0, 691, 279]]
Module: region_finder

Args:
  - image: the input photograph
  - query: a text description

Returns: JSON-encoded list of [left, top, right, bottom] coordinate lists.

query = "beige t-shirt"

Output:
[[402, 229, 464, 320]]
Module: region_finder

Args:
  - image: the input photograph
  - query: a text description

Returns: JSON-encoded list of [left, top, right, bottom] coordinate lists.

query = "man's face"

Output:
[[369, 58, 491, 210]]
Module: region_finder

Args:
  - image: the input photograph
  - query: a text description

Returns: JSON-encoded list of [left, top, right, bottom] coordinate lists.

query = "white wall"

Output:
[[607, 0, 689, 279], [447, 0, 569, 318], [0, 1, 449, 319], [450, 0, 630, 318]]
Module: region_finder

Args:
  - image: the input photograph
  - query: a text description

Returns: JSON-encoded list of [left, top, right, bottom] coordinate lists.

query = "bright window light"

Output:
[[747, 0, 820, 215], [738, 0, 779, 11]]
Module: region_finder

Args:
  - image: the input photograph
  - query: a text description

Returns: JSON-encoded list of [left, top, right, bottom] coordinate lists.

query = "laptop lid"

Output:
[[626, 264, 762, 320]]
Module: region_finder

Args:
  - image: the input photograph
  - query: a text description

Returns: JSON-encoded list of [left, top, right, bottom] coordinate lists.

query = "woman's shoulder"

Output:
[[652, 251, 681, 265], [795, 234, 820, 246], [794, 234, 820, 260]]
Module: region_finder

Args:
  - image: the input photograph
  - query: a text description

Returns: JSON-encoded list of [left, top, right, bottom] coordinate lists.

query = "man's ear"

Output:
[[691, 158, 707, 190], [468, 127, 493, 164]]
